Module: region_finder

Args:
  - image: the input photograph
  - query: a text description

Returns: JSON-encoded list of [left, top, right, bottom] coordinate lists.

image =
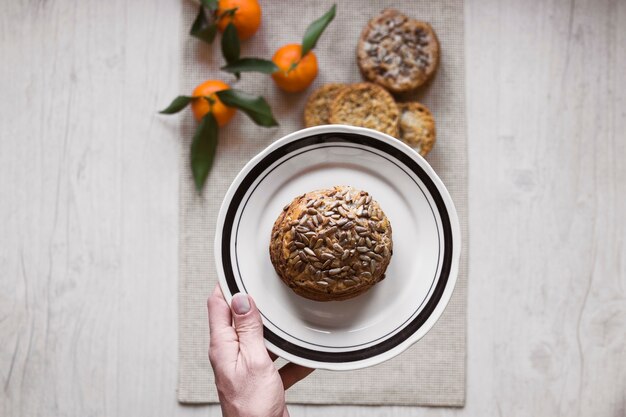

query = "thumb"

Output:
[[231, 293, 266, 351]]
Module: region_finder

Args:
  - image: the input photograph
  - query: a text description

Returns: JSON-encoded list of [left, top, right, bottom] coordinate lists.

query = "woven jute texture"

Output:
[[178, 0, 467, 406]]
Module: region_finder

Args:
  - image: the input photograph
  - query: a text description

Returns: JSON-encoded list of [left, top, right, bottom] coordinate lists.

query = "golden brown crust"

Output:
[[304, 83, 348, 128], [269, 186, 393, 302], [357, 9, 440, 93], [328, 83, 399, 137], [398, 102, 436, 157]]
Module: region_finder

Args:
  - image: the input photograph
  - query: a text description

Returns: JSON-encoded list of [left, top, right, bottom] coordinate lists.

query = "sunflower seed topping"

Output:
[[321, 252, 335, 261], [370, 252, 384, 262], [341, 221, 354, 230]]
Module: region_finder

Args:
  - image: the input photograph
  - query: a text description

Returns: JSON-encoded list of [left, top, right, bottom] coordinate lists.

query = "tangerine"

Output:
[[271, 44, 318, 93], [216, 0, 262, 41], [191, 80, 236, 127]]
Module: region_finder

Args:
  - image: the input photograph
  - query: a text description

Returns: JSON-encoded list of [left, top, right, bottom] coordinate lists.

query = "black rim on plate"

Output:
[[220, 132, 454, 363]]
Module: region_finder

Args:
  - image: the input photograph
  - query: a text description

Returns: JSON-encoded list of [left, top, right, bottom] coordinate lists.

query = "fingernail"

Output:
[[232, 293, 250, 315]]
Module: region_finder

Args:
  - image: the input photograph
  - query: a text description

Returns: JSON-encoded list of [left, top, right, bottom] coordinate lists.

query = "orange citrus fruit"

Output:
[[271, 44, 318, 93], [191, 80, 236, 127], [216, 0, 261, 41]]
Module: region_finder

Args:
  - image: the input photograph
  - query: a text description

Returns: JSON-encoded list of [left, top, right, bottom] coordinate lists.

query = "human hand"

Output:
[[208, 285, 314, 417]]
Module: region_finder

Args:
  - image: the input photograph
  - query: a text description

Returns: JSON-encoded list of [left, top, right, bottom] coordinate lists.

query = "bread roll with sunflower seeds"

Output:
[[269, 186, 393, 301]]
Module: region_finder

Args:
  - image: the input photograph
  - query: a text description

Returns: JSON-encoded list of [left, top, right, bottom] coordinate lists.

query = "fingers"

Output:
[[230, 293, 266, 353], [279, 363, 315, 390], [207, 285, 232, 338], [207, 285, 239, 368]]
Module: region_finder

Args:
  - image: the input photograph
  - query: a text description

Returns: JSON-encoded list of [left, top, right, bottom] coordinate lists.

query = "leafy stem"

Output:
[[301, 4, 336, 56], [218, 7, 238, 19]]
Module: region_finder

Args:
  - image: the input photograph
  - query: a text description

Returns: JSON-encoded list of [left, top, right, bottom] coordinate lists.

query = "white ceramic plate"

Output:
[[215, 125, 461, 370]]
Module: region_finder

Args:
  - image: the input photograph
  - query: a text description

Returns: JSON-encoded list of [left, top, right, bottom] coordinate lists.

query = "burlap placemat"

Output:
[[178, 0, 467, 406]]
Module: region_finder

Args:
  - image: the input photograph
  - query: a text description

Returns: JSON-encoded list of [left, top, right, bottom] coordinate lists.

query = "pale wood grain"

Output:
[[1, 0, 624, 416]]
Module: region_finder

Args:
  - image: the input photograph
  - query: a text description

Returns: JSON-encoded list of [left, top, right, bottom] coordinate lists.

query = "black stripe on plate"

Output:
[[221, 132, 453, 363]]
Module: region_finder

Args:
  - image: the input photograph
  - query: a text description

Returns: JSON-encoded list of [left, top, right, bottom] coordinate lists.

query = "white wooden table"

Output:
[[1, 0, 624, 416]]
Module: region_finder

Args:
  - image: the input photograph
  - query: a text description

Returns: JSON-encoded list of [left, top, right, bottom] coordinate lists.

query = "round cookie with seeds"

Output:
[[357, 9, 440, 93], [269, 186, 393, 302], [398, 102, 436, 157], [329, 83, 399, 137], [304, 83, 347, 128]]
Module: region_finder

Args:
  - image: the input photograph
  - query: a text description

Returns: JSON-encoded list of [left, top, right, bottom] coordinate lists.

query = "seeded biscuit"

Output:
[[269, 186, 393, 302], [398, 102, 436, 157], [304, 83, 347, 128], [358, 9, 440, 93], [329, 83, 399, 137]]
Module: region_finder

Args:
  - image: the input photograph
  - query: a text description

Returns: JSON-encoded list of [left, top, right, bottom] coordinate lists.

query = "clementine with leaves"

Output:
[[271, 44, 318, 93], [270, 5, 336, 93], [216, 0, 261, 41], [191, 80, 236, 127], [159, 80, 277, 191]]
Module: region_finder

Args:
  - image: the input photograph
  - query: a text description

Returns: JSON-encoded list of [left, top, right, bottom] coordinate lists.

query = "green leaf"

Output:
[[190, 113, 219, 192], [159, 96, 193, 114], [220, 58, 279, 75], [216, 89, 278, 127], [200, 0, 217, 10], [301, 4, 336, 57], [220, 22, 240, 79], [190, 6, 217, 44], [221, 23, 240, 64]]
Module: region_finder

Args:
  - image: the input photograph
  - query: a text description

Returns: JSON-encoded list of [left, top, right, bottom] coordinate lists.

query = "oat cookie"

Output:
[[357, 9, 440, 93], [398, 102, 436, 157], [304, 83, 347, 128], [269, 186, 393, 302], [329, 83, 399, 137]]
